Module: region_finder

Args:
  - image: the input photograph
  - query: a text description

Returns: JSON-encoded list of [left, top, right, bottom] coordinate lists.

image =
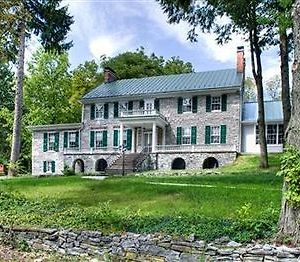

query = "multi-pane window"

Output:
[[120, 102, 128, 111], [211, 96, 221, 111], [256, 124, 284, 145], [278, 124, 284, 144], [95, 104, 104, 119], [48, 133, 56, 151], [43, 161, 55, 173], [211, 126, 220, 144], [69, 132, 78, 148], [182, 98, 192, 112], [182, 127, 191, 145], [95, 131, 105, 148], [267, 125, 277, 144]]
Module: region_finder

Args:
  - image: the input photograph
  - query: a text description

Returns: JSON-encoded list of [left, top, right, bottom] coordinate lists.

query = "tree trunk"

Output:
[[8, 22, 25, 176], [250, 28, 269, 168], [280, 30, 291, 138], [278, 0, 300, 245]]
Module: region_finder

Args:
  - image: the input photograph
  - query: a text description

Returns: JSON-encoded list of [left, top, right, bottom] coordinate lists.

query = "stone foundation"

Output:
[[153, 152, 237, 170], [1, 227, 299, 261]]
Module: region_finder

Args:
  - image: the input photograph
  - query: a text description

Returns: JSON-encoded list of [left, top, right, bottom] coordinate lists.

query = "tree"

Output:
[[265, 75, 281, 101], [69, 60, 103, 122], [278, 0, 300, 244], [158, 0, 271, 168], [0, 0, 73, 176], [24, 50, 73, 125], [100, 47, 193, 80], [244, 77, 257, 102], [268, 0, 294, 137], [0, 63, 15, 162]]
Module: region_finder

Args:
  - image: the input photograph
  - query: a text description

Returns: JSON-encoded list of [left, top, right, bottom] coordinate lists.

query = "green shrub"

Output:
[[62, 165, 76, 176]]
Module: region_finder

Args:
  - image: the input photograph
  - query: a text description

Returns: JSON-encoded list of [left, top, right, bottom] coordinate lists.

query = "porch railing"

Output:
[[155, 144, 237, 152], [120, 109, 167, 122]]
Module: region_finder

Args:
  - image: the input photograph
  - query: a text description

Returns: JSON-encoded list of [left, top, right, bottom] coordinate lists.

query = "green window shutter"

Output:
[[90, 131, 95, 148], [126, 129, 132, 150], [206, 95, 211, 112], [221, 125, 227, 144], [191, 126, 197, 144], [192, 96, 198, 113], [102, 130, 108, 147], [205, 126, 211, 144], [43, 161, 47, 173], [222, 94, 227, 111], [178, 97, 183, 114], [104, 103, 109, 119], [43, 133, 48, 152], [75, 131, 79, 147], [63, 132, 68, 148], [90, 104, 95, 120], [113, 130, 119, 147], [54, 132, 59, 152], [154, 98, 160, 112], [51, 161, 55, 173], [176, 127, 182, 145], [128, 101, 133, 111], [139, 100, 144, 109], [113, 102, 119, 118]]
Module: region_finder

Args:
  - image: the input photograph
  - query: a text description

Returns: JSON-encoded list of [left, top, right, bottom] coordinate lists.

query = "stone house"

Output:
[[29, 47, 283, 175]]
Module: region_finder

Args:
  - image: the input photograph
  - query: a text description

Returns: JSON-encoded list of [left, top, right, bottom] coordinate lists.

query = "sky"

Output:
[[44, 0, 282, 81]]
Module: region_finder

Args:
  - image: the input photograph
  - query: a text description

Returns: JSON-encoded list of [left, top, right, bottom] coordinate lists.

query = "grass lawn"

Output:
[[0, 154, 283, 242]]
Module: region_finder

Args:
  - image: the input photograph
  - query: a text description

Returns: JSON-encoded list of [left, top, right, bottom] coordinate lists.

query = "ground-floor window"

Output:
[[210, 126, 220, 144], [256, 124, 283, 145], [43, 161, 55, 173], [182, 127, 191, 145]]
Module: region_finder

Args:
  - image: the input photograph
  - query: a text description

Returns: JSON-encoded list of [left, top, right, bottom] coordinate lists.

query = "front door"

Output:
[[144, 132, 152, 152]]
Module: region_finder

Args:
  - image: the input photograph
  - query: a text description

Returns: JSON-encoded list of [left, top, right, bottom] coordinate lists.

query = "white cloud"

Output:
[[89, 34, 133, 58]]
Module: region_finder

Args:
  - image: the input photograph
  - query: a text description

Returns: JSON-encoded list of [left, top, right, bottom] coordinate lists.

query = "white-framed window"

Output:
[[182, 97, 192, 113], [120, 102, 128, 111], [95, 104, 104, 119], [48, 133, 56, 151], [211, 96, 221, 111], [267, 125, 277, 144], [44, 161, 55, 173], [68, 132, 78, 148], [182, 127, 191, 145], [95, 130, 105, 148], [210, 126, 220, 144], [256, 124, 284, 145]]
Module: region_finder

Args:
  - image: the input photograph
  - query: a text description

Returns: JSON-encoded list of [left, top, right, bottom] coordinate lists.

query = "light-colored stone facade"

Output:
[[30, 88, 242, 175]]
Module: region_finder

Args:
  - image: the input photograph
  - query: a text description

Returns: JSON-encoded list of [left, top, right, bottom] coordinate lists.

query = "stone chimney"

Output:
[[236, 46, 245, 73], [104, 67, 117, 83]]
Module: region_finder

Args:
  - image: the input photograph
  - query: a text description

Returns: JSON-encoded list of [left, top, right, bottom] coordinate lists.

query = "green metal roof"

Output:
[[81, 68, 243, 101]]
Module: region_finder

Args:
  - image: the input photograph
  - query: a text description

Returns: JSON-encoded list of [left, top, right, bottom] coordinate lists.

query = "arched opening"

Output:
[[171, 158, 186, 170], [95, 159, 108, 172], [73, 159, 84, 173], [203, 157, 219, 169]]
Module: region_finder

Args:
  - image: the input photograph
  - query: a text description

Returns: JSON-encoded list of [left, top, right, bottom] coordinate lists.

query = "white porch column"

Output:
[[141, 127, 144, 148], [131, 128, 136, 153], [162, 127, 166, 148], [120, 123, 124, 147], [152, 122, 157, 152]]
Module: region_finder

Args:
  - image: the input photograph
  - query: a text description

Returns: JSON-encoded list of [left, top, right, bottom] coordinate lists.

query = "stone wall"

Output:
[[1, 227, 300, 261], [154, 152, 237, 170]]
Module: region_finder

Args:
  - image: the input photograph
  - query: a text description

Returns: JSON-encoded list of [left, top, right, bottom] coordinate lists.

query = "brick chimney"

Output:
[[236, 46, 245, 73], [104, 67, 117, 83]]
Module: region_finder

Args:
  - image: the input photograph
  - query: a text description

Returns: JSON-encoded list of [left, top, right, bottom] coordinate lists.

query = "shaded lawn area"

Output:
[[0, 154, 283, 241]]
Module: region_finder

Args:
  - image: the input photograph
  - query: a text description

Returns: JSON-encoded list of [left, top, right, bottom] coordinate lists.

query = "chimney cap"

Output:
[[237, 46, 244, 51]]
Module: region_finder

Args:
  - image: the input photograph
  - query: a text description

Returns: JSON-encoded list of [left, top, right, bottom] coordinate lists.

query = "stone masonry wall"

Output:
[[1, 227, 300, 261], [154, 152, 237, 170]]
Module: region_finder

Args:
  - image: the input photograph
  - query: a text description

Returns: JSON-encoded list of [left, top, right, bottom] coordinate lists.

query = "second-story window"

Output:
[[69, 132, 78, 148], [182, 127, 191, 144], [211, 96, 221, 111], [182, 98, 192, 113], [95, 104, 104, 119], [48, 133, 56, 151], [211, 126, 220, 144], [95, 131, 105, 148]]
